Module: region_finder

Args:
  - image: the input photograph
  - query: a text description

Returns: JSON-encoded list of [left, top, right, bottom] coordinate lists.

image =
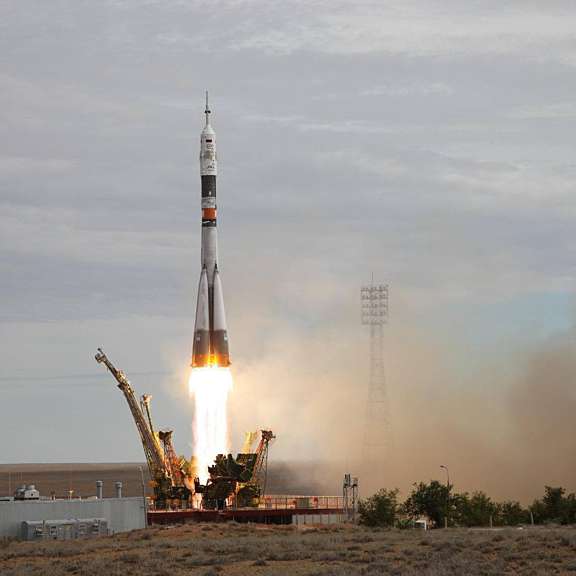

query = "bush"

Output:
[[530, 486, 576, 525], [494, 501, 530, 526], [358, 488, 399, 527], [403, 481, 449, 527]]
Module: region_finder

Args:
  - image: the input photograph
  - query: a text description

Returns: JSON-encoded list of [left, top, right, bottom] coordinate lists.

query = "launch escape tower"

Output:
[[360, 282, 390, 460]]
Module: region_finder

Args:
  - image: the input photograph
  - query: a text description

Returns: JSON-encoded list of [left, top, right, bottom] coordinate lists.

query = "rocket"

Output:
[[191, 93, 230, 368]]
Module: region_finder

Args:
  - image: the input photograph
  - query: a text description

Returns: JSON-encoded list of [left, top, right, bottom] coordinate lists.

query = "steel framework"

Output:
[[360, 283, 389, 458], [343, 474, 359, 522]]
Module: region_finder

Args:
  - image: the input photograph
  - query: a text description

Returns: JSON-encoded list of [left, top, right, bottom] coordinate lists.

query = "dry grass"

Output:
[[2, 523, 576, 575]]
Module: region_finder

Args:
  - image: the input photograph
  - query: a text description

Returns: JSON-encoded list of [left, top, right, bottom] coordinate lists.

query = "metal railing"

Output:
[[147, 495, 345, 512], [230, 495, 344, 510]]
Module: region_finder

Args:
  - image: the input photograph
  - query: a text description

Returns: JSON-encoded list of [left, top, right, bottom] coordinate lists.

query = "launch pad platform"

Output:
[[148, 496, 345, 525]]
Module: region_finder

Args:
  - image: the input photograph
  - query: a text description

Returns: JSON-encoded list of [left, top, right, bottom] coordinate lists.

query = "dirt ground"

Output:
[[2, 522, 576, 575]]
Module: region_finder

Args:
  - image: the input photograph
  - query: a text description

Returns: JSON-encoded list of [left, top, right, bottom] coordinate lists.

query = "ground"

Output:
[[2, 523, 576, 575]]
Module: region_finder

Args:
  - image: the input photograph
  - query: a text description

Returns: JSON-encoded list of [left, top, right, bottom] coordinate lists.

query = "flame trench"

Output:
[[188, 367, 233, 484]]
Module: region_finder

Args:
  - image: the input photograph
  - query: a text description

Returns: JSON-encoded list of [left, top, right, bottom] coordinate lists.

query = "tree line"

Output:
[[358, 482, 576, 528]]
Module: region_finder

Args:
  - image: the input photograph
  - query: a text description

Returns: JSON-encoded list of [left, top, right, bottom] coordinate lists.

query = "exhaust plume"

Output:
[[188, 367, 233, 484]]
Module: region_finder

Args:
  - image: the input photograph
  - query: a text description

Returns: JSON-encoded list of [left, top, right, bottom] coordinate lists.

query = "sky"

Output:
[[2, 0, 576, 501]]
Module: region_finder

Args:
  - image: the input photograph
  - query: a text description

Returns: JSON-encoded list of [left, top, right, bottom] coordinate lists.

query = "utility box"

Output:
[[21, 518, 108, 541]]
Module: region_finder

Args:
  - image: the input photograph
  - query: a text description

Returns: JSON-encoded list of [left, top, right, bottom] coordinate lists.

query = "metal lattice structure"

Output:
[[343, 474, 359, 522], [361, 283, 389, 458], [95, 348, 192, 507]]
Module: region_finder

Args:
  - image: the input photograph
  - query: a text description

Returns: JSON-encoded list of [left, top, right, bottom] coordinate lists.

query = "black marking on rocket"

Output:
[[201, 175, 216, 198]]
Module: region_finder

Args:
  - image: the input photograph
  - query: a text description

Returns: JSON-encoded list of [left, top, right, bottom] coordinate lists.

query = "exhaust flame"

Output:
[[188, 367, 233, 484]]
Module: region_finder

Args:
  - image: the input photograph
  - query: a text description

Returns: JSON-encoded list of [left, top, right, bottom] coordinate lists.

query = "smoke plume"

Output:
[[226, 291, 576, 504]]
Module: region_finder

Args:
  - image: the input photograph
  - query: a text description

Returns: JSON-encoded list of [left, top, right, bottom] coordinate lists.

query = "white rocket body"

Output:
[[191, 95, 230, 368]]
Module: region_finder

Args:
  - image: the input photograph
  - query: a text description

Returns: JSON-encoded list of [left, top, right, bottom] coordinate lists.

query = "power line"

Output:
[[0, 370, 174, 382]]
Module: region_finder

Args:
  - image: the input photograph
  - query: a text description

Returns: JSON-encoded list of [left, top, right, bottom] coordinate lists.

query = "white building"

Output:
[[0, 497, 146, 539]]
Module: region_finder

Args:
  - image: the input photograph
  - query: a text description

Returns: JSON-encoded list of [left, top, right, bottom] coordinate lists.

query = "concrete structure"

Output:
[[292, 513, 343, 526], [0, 498, 145, 539]]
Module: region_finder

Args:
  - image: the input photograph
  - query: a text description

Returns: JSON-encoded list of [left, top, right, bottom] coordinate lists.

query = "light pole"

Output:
[[138, 466, 148, 529], [440, 465, 450, 528]]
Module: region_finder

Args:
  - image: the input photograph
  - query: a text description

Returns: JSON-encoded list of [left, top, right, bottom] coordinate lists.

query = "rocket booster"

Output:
[[191, 93, 230, 368]]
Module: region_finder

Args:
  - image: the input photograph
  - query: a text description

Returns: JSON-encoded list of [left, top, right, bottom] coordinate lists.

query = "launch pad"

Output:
[[87, 97, 346, 525], [148, 496, 345, 525]]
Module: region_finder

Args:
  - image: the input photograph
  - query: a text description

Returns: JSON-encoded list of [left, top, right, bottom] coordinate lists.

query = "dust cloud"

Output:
[[227, 312, 576, 505]]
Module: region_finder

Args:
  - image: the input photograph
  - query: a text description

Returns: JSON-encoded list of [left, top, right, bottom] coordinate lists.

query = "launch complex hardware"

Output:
[[93, 98, 276, 509], [95, 348, 274, 510]]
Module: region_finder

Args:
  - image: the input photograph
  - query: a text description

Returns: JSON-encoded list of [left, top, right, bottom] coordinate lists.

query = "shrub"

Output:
[[358, 488, 399, 527]]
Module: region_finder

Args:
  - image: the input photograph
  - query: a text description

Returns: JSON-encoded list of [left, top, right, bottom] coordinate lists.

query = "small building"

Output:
[[0, 498, 145, 539]]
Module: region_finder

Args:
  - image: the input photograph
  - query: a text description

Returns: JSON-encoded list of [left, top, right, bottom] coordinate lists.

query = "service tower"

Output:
[[191, 93, 230, 368]]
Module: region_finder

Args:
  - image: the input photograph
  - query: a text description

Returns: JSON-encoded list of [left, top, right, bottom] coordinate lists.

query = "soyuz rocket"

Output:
[[191, 93, 230, 368]]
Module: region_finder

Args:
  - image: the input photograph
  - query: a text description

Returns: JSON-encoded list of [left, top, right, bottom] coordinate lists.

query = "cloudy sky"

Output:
[[2, 1, 576, 498]]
